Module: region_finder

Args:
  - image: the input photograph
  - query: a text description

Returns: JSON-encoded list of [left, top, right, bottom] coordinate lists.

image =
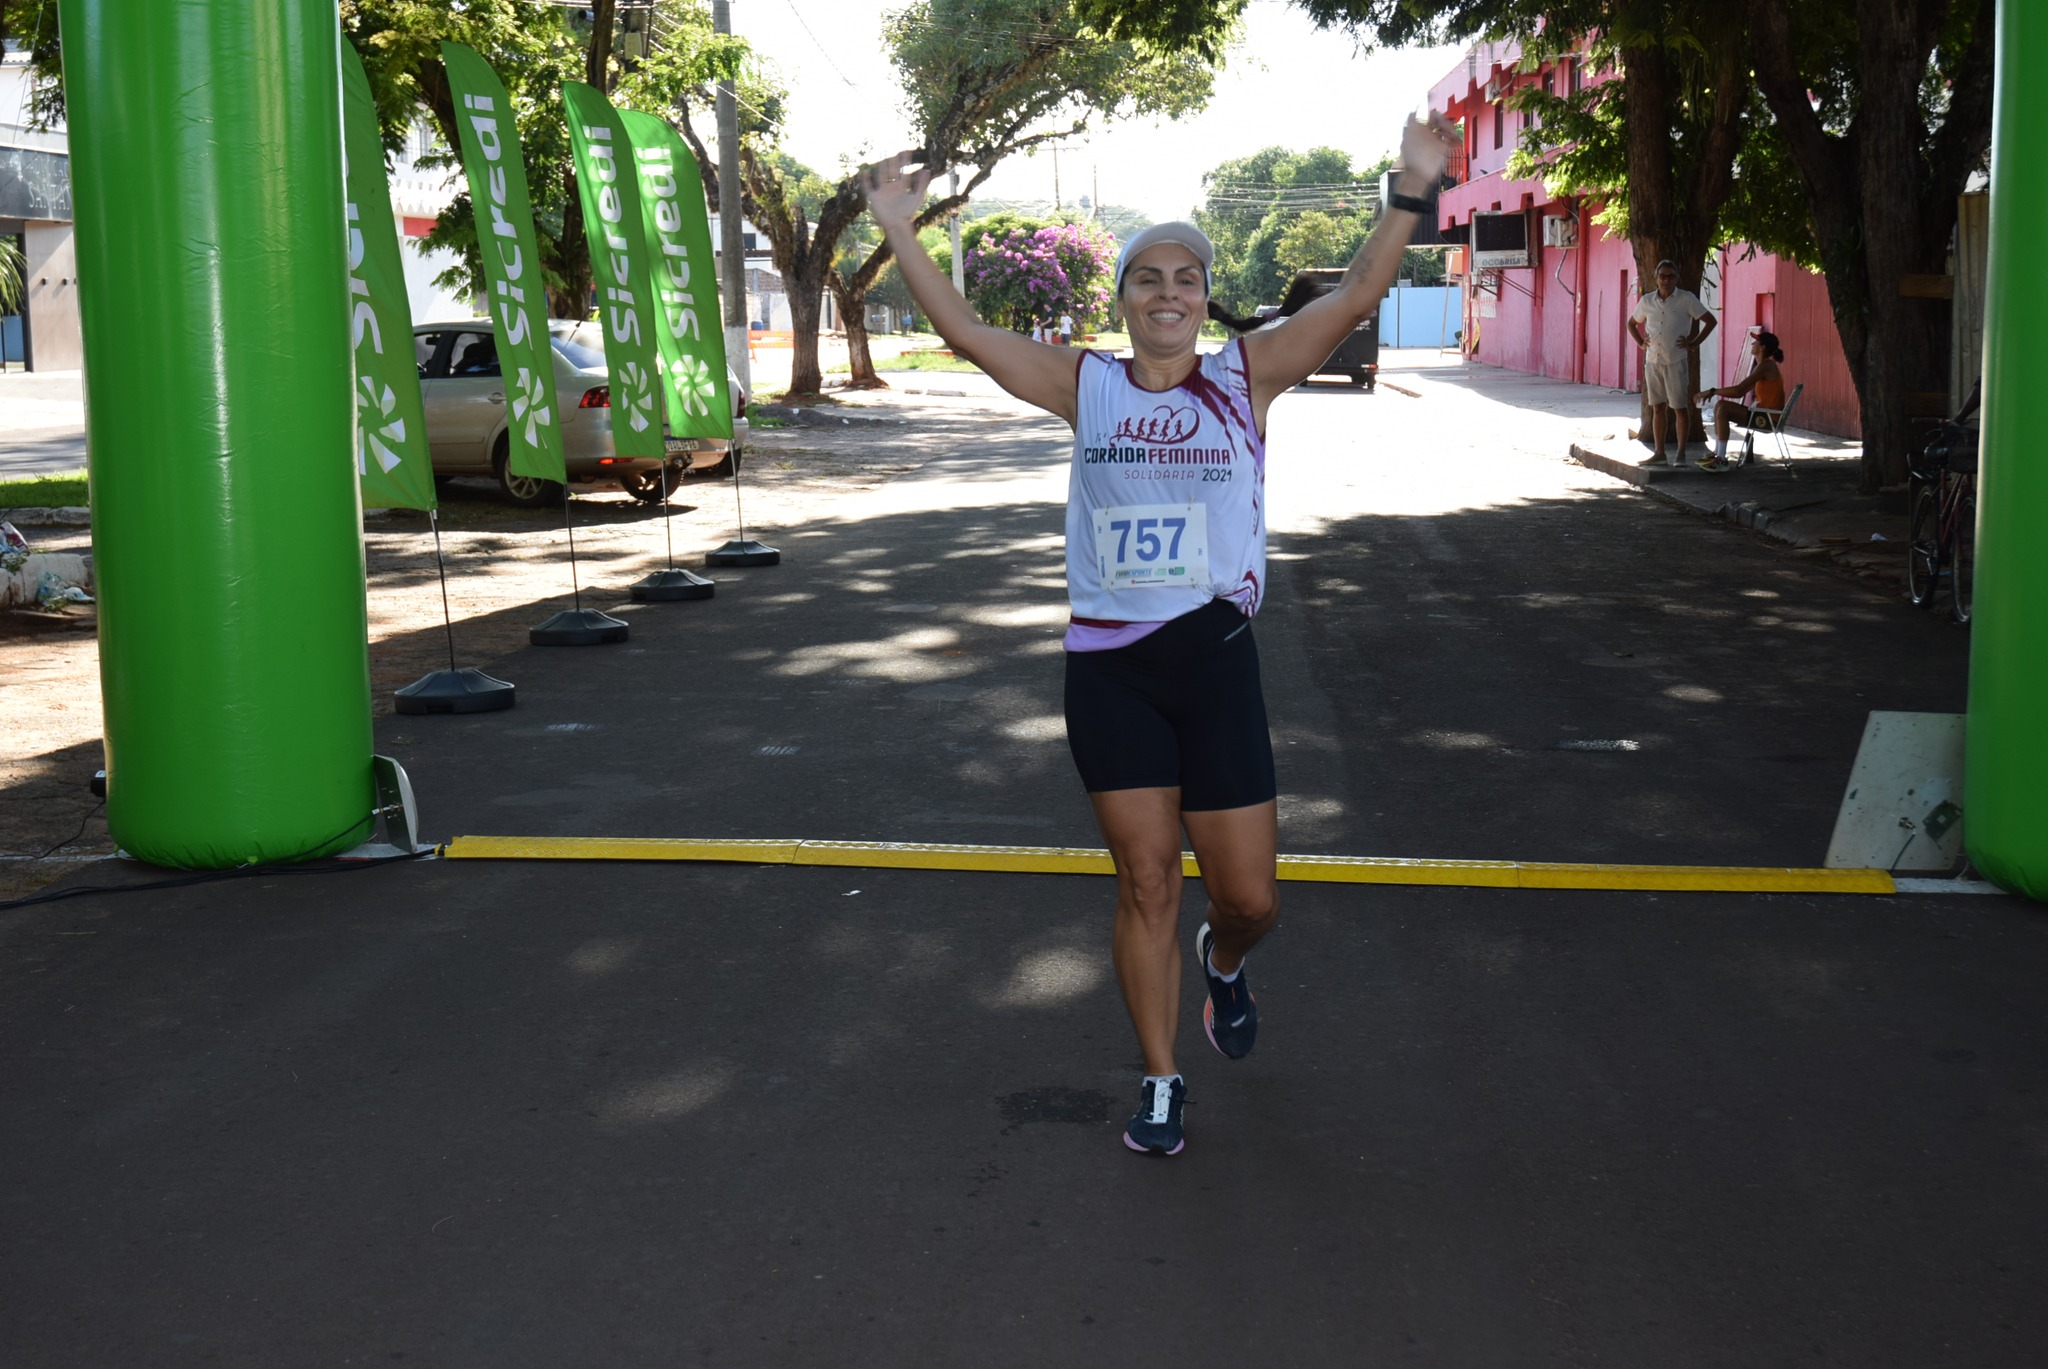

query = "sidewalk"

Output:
[[0, 370, 86, 480], [1384, 359, 1908, 583]]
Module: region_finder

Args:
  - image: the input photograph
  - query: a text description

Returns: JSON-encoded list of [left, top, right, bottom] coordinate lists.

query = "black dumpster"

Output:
[[1269, 268, 1379, 390]]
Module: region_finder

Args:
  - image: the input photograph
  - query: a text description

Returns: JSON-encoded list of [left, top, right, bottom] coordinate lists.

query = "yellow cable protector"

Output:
[[440, 836, 1897, 894]]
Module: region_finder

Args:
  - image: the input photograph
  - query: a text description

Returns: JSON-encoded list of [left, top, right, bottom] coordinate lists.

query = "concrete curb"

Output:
[[1572, 444, 1793, 539], [1570, 444, 1825, 550], [3, 505, 404, 526], [1568, 442, 1669, 487], [0, 505, 90, 526]]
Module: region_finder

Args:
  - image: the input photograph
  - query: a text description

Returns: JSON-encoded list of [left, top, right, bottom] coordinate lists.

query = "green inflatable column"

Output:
[[1965, 0, 2048, 898], [58, 0, 373, 867]]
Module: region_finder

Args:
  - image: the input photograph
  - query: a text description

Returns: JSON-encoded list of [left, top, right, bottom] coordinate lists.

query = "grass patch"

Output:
[[0, 471, 88, 508], [750, 414, 792, 430], [827, 349, 983, 376]]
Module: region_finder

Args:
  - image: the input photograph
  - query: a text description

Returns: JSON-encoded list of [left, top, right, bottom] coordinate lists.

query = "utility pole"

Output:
[[1052, 144, 1060, 212], [948, 170, 965, 298], [1092, 162, 1099, 222], [713, 0, 750, 394]]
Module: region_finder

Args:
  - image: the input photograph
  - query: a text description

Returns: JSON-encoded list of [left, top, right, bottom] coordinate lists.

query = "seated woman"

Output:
[[1693, 330, 1786, 469]]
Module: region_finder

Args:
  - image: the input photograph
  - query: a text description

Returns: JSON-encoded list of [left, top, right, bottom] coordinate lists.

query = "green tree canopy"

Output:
[[670, 0, 1230, 396], [3, 0, 750, 319], [1195, 145, 1383, 312], [343, 0, 746, 316], [1088, 0, 1996, 488]]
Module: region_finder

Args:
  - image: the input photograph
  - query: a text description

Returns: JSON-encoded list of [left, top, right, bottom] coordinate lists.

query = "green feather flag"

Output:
[[621, 108, 734, 439], [563, 82, 666, 458], [341, 43, 435, 512], [439, 41, 565, 483]]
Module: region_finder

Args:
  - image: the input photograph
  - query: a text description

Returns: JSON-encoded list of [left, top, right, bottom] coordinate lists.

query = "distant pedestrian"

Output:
[[1058, 311, 1074, 346], [1628, 260, 1716, 466], [1693, 329, 1786, 470]]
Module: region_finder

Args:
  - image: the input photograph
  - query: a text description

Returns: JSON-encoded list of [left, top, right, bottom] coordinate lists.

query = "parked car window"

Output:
[[448, 331, 500, 378], [549, 322, 609, 371], [415, 330, 458, 379]]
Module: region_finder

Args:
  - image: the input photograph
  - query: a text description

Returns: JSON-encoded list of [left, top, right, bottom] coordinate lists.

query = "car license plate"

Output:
[[663, 437, 692, 454]]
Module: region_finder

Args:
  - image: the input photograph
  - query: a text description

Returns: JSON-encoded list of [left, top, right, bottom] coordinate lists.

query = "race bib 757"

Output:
[[1091, 502, 1210, 591]]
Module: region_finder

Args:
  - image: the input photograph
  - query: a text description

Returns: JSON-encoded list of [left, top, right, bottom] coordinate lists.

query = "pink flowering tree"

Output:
[[965, 220, 1117, 334]]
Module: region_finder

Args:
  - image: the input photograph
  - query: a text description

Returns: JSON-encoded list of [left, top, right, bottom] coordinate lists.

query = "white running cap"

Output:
[[1114, 222, 1214, 294]]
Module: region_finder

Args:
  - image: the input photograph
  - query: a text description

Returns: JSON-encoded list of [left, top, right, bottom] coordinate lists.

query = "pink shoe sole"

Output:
[[1124, 1132, 1185, 1156], [1202, 992, 1257, 1058]]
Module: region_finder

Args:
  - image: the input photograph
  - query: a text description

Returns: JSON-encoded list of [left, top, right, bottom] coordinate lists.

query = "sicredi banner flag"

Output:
[[341, 43, 435, 512], [620, 109, 733, 440], [439, 41, 564, 483], [562, 82, 664, 459]]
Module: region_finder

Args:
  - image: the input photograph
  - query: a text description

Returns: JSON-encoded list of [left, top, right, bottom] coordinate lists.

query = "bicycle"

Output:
[[1905, 404, 1978, 624]]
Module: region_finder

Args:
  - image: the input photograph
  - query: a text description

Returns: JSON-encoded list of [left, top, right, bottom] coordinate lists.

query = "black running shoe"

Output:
[[1123, 1075, 1186, 1155], [1195, 921, 1258, 1059]]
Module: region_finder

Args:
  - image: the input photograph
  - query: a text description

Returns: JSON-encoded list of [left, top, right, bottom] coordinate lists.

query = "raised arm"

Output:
[[865, 152, 1082, 425], [1243, 114, 1458, 413]]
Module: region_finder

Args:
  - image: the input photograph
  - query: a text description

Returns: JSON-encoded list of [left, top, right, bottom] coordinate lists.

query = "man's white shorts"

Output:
[[1644, 355, 1690, 408]]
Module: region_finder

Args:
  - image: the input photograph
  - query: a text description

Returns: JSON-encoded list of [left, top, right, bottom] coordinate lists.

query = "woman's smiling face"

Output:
[[1120, 243, 1207, 356]]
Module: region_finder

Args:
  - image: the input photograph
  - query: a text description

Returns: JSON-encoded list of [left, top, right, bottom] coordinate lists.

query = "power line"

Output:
[[781, 0, 862, 89]]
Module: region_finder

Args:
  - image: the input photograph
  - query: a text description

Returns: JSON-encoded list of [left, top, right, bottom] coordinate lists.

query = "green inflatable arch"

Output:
[[50, 0, 2039, 890], [59, 0, 372, 867], [1966, 0, 2048, 900]]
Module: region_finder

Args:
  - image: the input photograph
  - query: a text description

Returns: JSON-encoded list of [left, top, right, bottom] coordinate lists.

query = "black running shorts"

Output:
[[1063, 598, 1278, 812]]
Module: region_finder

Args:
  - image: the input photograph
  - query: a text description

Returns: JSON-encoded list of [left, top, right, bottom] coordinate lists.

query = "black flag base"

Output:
[[530, 608, 631, 645], [706, 538, 781, 567], [393, 667, 517, 715], [631, 568, 716, 601]]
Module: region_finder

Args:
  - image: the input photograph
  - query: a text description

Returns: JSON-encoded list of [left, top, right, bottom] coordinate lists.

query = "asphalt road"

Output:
[[5, 367, 2040, 1367]]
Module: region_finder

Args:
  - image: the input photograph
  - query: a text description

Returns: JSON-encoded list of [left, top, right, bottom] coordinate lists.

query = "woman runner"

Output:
[[866, 113, 1457, 1156]]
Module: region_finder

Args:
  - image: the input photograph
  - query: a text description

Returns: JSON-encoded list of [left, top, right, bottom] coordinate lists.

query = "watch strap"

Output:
[[1387, 191, 1431, 215]]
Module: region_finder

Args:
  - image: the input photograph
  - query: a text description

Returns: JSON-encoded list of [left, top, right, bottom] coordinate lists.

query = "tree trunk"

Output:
[[1749, 0, 1993, 494], [784, 257, 826, 398], [586, 0, 616, 93], [1846, 2, 1950, 490], [833, 276, 885, 389], [548, 0, 614, 318], [1618, 26, 1747, 453], [550, 164, 592, 319]]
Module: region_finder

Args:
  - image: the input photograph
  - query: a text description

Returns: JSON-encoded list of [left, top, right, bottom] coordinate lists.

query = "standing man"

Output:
[[1628, 259, 1715, 466], [1058, 310, 1075, 346]]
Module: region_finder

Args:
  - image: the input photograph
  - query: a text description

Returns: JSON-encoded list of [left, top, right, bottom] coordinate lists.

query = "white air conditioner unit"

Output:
[[1484, 77, 1501, 103], [1542, 214, 1579, 249]]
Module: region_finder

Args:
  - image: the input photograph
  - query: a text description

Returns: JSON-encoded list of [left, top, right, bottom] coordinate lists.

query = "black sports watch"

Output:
[[1387, 191, 1431, 215]]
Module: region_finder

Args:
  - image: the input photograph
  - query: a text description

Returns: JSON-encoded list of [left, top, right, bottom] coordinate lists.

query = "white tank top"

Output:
[[1066, 340, 1266, 625]]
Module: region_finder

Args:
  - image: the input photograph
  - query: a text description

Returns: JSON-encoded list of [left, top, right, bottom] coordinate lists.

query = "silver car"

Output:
[[414, 319, 748, 506]]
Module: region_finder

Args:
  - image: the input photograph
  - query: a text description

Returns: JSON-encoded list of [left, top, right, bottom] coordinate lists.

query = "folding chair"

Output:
[[1743, 382, 1804, 467]]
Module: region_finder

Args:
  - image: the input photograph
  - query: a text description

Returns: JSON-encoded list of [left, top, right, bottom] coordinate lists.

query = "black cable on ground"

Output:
[[0, 814, 433, 914], [32, 799, 105, 860]]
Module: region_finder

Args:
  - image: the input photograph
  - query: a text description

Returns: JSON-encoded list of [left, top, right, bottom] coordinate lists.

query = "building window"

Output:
[[1569, 55, 1582, 95], [1538, 72, 1553, 126], [1493, 100, 1503, 150]]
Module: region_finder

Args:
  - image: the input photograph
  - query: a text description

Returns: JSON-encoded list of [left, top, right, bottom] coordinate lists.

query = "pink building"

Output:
[[1427, 40, 1860, 438]]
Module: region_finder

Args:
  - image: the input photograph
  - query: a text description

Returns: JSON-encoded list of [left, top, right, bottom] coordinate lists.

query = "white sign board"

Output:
[[1825, 711, 1967, 873]]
